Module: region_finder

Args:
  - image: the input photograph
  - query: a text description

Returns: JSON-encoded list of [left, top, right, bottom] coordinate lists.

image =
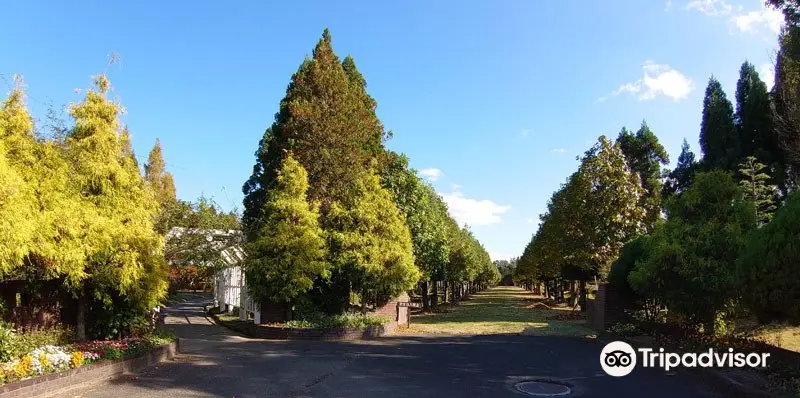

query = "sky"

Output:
[[0, 0, 785, 261]]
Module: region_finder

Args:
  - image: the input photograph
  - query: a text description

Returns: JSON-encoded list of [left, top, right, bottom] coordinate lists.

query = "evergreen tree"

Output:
[[0, 83, 85, 284], [326, 169, 420, 310], [145, 139, 176, 206], [144, 139, 177, 234], [662, 138, 698, 199], [616, 121, 669, 229], [67, 75, 167, 338], [244, 153, 329, 307], [242, 29, 385, 234], [0, 133, 36, 277], [738, 190, 800, 323], [772, 31, 800, 188], [120, 127, 138, 170], [738, 156, 777, 224], [734, 62, 784, 190], [699, 77, 739, 170], [629, 171, 756, 335]]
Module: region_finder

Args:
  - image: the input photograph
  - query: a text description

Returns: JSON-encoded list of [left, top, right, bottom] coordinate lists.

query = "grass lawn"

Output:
[[754, 324, 800, 353], [394, 286, 596, 337]]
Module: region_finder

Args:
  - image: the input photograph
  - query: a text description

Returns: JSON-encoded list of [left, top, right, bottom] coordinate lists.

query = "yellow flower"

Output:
[[14, 355, 33, 377], [70, 351, 84, 368], [38, 354, 50, 371]]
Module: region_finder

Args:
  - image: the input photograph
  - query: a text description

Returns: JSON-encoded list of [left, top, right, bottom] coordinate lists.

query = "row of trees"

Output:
[[241, 30, 499, 319], [515, 2, 800, 334]]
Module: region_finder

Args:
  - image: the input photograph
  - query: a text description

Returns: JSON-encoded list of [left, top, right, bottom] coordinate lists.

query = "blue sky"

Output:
[[0, 0, 784, 261]]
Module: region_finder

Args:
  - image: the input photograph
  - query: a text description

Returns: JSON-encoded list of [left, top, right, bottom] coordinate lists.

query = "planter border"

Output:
[[207, 310, 396, 341], [0, 340, 179, 398]]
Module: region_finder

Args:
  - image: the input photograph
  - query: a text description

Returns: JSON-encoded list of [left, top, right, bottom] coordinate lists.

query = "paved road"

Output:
[[69, 294, 719, 398]]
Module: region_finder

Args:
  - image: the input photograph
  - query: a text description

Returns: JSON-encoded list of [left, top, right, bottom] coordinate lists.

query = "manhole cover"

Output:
[[514, 380, 572, 396]]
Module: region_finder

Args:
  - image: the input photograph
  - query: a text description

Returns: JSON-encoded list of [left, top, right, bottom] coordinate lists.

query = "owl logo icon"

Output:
[[600, 341, 637, 377]]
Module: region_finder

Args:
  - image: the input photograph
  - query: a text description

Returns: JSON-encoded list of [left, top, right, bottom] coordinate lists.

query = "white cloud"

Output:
[[526, 218, 536, 224], [733, 5, 783, 35], [551, 148, 567, 154], [684, 1, 783, 36], [604, 61, 693, 102], [666, 0, 674, 11], [451, 183, 462, 191], [685, 0, 733, 16], [440, 189, 510, 226], [520, 128, 531, 138], [760, 63, 775, 90], [419, 168, 443, 181]]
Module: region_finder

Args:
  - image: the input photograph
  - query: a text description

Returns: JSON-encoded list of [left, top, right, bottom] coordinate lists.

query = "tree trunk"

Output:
[[421, 281, 430, 310], [579, 280, 587, 312], [430, 279, 438, 308], [443, 282, 448, 304], [76, 288, 87, 340], [361, 290, 367, 315]]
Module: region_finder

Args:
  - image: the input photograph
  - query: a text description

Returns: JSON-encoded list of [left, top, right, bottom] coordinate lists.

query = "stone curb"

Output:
[[598, 332, 789, 398], [0, 340, 179, 398], [206, 309, 397, 341]]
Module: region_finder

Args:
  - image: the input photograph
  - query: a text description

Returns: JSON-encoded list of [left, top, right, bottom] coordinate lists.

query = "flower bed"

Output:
[[0, 334, 174, 385]]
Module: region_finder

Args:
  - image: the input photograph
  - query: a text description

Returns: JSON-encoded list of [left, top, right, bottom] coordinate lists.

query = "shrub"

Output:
[[608, 322, 641, 337], [738, 191, 800, 323], [284, 312, 389, 329], [15, 327, 74, 356], [0, 322, 19, 362]]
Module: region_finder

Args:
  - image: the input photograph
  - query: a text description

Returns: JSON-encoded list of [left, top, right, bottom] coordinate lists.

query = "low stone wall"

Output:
[[0, 340, 178, 398], [211, 312, 397, 341]]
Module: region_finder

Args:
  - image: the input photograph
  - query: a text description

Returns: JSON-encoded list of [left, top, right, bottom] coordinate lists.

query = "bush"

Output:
[[738, 191, 800, 323], [0, 322, 19, 363], [285, 312, 389, 329], [608, 322, 641, 337], [628, 171, 755, 335], [15, 327, 74, 356], [89, 300, 154, 340]]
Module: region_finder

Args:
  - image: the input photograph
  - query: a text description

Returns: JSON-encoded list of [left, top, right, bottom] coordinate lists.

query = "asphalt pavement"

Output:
[[66, 294, 720, 398]]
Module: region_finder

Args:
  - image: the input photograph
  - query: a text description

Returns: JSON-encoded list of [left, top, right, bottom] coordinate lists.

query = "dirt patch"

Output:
[[527, 302, 552, 310]]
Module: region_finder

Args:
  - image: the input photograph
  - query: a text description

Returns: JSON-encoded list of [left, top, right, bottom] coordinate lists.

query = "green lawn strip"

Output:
[[399, 286, 594, 337]]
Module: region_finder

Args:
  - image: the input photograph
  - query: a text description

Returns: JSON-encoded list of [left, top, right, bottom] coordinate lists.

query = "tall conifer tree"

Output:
[[700, 77, 738, 171], [68, 75, 166, 338], [242, 29, 386, 234]]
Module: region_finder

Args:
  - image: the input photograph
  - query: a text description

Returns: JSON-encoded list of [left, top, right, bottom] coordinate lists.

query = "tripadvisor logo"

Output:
[[600, 341, 770, 377]]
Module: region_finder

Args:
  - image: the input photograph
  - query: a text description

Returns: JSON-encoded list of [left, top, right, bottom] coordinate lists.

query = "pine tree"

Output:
[[738, 156, 777, 224], [700, 77, 739, 171], [662, 138, 698, 199], [244, 153, 329, 307], [616, 121, 669, 230], [326, 169, 420, 310], [67, 74, 167, 338], [242, 29, 385, 234]]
